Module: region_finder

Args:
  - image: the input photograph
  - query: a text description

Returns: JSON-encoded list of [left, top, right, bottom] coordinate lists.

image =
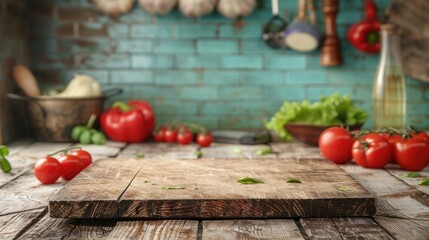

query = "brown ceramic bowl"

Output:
[[284, 123, 363, 147]]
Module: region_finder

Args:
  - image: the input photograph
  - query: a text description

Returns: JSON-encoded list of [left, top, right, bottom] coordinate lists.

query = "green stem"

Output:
[[112, 101, 131, 112], [86, 114, 97, 129], [48, 146, 82, 156]]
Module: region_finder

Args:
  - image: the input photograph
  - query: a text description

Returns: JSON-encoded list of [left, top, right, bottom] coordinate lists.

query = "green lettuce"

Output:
[[265, 93, 368, 140]]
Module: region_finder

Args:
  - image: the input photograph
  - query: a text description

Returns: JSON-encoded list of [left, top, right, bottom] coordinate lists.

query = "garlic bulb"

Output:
[[179, 0, 217, 18], [93, 0, 135, 15], [139, 0, 177, 15], [58, 75, 102, 98], [217, 0, 256, 19]]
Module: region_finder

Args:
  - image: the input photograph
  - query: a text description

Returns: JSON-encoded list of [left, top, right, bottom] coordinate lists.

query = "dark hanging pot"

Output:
[[262, 0, 288, 49]]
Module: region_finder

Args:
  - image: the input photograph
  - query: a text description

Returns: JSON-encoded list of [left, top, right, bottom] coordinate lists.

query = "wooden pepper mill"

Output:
[[320, 0, 342, 66]]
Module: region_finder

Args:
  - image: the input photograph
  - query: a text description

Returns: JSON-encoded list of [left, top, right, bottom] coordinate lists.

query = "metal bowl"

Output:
[[6, 88, 122, 142], [284, 123, 363, 147]]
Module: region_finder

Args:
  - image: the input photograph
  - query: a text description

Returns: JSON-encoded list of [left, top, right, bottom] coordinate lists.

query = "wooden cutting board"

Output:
[[49, 158, 375, 219]]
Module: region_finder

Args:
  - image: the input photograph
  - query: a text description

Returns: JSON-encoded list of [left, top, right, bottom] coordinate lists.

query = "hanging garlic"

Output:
[[179, 0, 217, 18], [138, 0, 177, 15], [217, 0, 256, 19], [92, 0, 135, 15]]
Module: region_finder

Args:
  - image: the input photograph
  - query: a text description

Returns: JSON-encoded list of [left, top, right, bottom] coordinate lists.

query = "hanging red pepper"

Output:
[[347, 0, 381, 54], [100, 100, 155, 143]]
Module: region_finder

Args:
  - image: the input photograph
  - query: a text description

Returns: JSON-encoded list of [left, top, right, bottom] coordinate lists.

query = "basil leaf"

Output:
[[286, 178, 301, 183], [237, 177, 264, 184], [161, 186, 185, 190], [195, 149, 203, 158], [401, 172, 422, 178], [0, 145, 9, 157], [0, 156, 12, 173], [256, 148, 272, 156], [418, 179, 429, 185]]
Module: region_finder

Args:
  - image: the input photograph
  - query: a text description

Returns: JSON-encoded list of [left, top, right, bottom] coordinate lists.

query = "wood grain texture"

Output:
[[49, 159, 143, 218], [387, 0, 429, 82], [269, 142, 323, 159], [117, 143, 198, 160], [298, 218, 342, 240], [66, 219, 117, 240], [202, 220, 304, 240], [0, 208, 46, 240], [106, 220, 198, 240], [17, 213, 79, 239], [340, 163, 429, 220], [374, 216, 429, 240], [72, 141, 126, 161], [118, 158, 374, 218], [332, 218, 394, 239], [200, 143, 277, 159], [386, 165, 429, 195]]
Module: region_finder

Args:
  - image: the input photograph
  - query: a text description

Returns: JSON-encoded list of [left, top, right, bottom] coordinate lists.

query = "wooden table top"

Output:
[[0, 140, 428, 239]]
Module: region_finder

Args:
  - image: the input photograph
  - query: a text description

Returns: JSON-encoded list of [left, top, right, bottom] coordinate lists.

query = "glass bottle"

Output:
[[372, 24, 406, 130]]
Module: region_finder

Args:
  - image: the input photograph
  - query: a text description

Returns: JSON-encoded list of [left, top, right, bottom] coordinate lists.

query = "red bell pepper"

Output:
[[100, 100, 155, 143], [347, 0, 381, 54]]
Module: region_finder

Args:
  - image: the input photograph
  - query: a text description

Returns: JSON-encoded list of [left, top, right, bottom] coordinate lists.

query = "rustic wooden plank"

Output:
[[117, 143, 198, 160], [4, 138, 33, 155], [202, 220, 304, 240], [270, 142, 323, 159], [386, 165, 429, 195], [106, 220, 198, 240], [49, 159, 143, 218], [0, 208, 46, 240], [118, 158, 374, 218], [17, 213, 79, 239], [374, 216, 429, 240], [0, 171, 65, 216], [15, 142, 72, 159], [200, 143, 277, 159], [298, 218, 342, 240], [65, 219, 117, 240], [332, 218, 394, 239], [340, 163, 429, 220]]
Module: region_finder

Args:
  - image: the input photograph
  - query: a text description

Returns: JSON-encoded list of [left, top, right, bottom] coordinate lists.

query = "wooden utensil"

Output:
[[11, 65, 41, 97], [320, 0, 342, 66]]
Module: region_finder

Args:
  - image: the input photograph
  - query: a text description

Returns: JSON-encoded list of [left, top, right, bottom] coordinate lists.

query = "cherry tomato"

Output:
[[177, 129, 193, 145], [411, 132, 429, 142], [34, 156, 62, 184], [197, 132, 213, 147], [380, 133, 402, 163], [164, 129, 178, 143], [352, 133, 392, 169], [318, 127, 354, 164], [71, 149, 92, 170], [58, 154, 84, 181], [393, 137, 429, 171], [153, 127, 166, 142]]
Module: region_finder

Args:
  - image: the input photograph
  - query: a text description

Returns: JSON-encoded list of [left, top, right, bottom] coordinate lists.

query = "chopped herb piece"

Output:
[[401, 172, 422, 178], [144, 180, 150, 183], [286, 178, 301, 183], [134, 152, 145, 159], [195, 149, 203, 158], [232, 147, 243, 154], [256, 148, 272, 156], [418, 179, 429, 185], [338, 186, 349, 192], [161, 186, 185, 190], [237, 177, 264, 184], [0, 145, 11, 173]]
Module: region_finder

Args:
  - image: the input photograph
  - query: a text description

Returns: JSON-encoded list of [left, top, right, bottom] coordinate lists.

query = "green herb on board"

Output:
[[134, 152, 145, 159], [286, 178, 301, 183], [401, 172, 422, 178], [195, 149, 203, 158], [161, 186, 185, 190], [144, 180, 150, 183], [418, 179, 429, 185], [237, 177, 264, 184], [0, 145, 12, 173], [256, 148, 272, 156], [232, 147, 243, 154], [338, 186, 350, 192]]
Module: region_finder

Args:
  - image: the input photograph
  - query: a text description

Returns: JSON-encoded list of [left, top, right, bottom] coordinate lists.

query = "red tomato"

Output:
[[58, 154, 84, 181], [34, 156, 62, 184], [164, 129, 178, 143], [153, 127, 167, 142], [380, 134, 402, 163], [352, 133, 393, 169], [177, 129, 193, 145], [197, 132, 213, 147], [71, 149, 92, 170], [411, 132, 429, 142], [318, 127, 354, 164], [393, 137, 429, 171]]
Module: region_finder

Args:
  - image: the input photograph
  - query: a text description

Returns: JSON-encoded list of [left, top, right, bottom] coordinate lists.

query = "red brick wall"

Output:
[[0, 0, 28, 144]]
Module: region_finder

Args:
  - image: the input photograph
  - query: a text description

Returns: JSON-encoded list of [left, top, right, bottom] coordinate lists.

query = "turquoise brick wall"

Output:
[[27, 0, 429, 130]]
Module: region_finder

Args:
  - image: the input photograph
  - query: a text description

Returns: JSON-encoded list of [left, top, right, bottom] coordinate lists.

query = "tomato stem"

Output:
[[86, 114, 97, 129], [47, 146, 82, 156], [112, 101, 131, 112]]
